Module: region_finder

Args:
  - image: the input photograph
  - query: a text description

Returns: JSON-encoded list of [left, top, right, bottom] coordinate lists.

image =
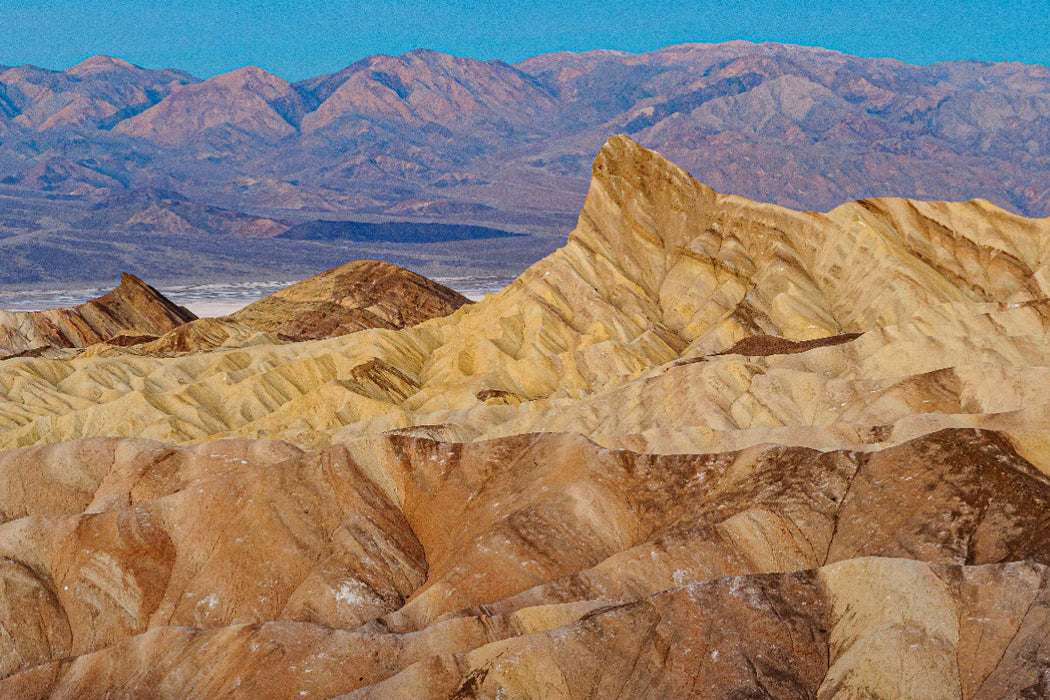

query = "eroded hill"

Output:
[[2, 138, 1050, 697], [0, 273, 195, 358], [3, 136, 1049, 452]]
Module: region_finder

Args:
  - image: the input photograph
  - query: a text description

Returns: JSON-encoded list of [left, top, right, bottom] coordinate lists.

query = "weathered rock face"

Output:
[[0, 272, 196, 357], [0, 430, 1048, 697], [231, 259, 472, 339], [3, 138, 1050, 696]]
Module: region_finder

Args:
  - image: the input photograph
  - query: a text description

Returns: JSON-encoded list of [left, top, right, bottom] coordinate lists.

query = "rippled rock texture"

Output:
[[2, 137, 1050, 696], [0, 430, 1049, 698]]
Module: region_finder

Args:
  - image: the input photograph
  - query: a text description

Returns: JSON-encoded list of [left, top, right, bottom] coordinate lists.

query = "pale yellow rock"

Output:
[[819, 558, 961, 700]]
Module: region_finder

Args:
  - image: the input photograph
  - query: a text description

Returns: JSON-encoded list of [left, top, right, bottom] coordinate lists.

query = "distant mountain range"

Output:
[[1, 42, 1049, 285]]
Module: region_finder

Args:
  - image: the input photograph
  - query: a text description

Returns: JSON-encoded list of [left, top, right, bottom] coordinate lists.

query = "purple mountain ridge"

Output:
[[1, 41, 1049, 284]]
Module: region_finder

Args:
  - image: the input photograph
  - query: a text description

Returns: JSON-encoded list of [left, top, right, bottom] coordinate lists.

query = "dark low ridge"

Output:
[[277, 220, 523, 243]]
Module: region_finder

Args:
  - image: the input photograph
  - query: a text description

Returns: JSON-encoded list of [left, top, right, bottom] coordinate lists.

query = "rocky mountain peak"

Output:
[[65, 55, 139, 76], [209, 65, 291, 93], [566, 135, 719, 300], [113, 63, 307, 145]]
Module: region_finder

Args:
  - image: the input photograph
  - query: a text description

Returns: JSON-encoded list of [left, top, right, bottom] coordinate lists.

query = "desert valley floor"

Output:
[[1, 137, 1050, 697]]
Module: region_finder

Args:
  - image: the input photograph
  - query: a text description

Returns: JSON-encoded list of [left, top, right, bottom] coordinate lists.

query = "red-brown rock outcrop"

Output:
[[230, 259, 472, 339], [0, 273, 196, 357]]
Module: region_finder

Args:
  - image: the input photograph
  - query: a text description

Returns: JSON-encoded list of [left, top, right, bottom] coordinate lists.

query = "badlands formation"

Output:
[[1, 137, 1050, 697], [0, 273, 196, 359]]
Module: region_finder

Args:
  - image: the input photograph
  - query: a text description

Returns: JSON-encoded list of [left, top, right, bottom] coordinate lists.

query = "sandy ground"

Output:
[[181, 299, 255, 318]]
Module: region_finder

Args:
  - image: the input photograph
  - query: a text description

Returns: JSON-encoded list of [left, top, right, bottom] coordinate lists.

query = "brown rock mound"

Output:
[[231, 259, 471, 339]]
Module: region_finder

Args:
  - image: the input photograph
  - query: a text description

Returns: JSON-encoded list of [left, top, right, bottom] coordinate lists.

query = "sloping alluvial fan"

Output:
[[2, 137, 1050, 697]]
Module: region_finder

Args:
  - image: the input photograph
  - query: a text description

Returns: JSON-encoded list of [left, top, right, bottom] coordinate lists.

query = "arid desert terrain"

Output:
[[0, 136, 1049, 697]]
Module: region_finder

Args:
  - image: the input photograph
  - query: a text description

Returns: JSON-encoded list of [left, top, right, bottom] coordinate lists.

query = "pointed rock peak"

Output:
[[402, 48, 445, 61], [207, 65, 291, 92], [581, 135, 719, 234], [396, 48, 484, 70], [111, 271, 170, 303], [67, 55, 138, 74], [118, 271, 151, 289], [591, 135, 703, 180], [221, 65, 284, 80], [567, 136, 722, 295], [97, 272, 197, 324], [231, 65, 273, 76]]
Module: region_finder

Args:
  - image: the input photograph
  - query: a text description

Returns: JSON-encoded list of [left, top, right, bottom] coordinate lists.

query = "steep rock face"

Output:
[[0, 273, 196, 357]]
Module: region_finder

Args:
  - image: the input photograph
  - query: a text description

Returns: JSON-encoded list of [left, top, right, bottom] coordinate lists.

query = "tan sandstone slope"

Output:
[[2, 136, 1050, 697]]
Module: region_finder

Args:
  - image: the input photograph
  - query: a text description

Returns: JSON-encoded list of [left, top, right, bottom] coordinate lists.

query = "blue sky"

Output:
[[2, 0, 1048, 80]]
